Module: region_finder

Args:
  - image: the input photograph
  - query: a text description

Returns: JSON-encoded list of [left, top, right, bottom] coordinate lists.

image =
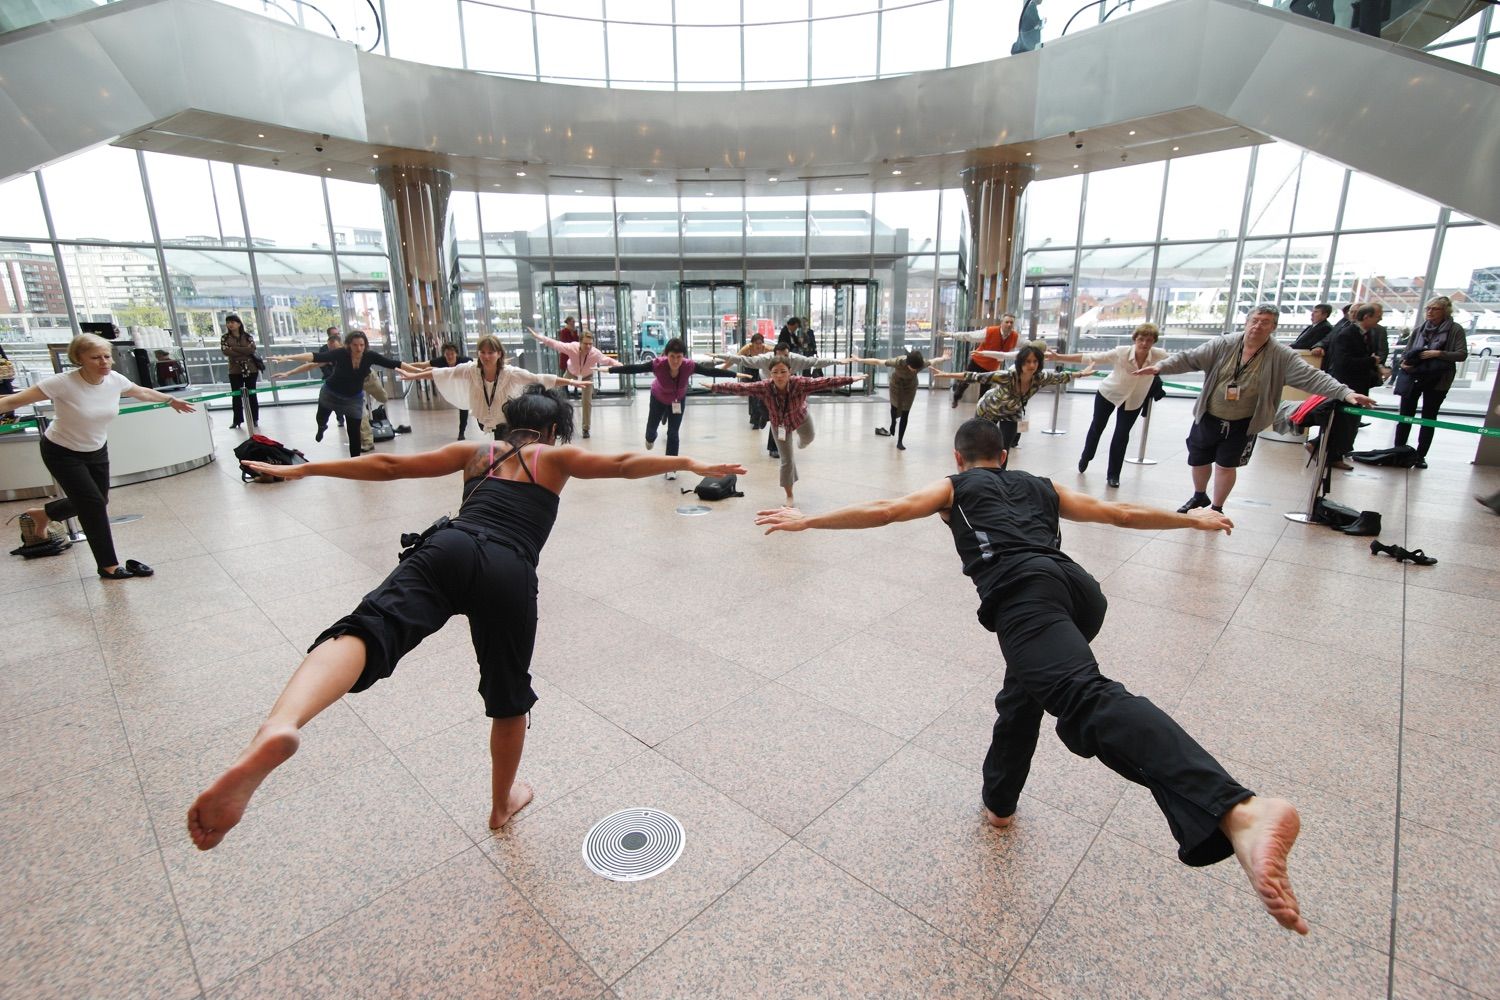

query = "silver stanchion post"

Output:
[[1040, 379, 1067, 436], [1125, 393, 1158, 466], [1285, 411, 1334, 524], [242, 385, 259, 437]]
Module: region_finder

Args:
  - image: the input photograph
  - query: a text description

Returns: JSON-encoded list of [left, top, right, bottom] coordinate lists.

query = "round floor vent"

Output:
[[675, 505, 711, 516], [582, 807, 685, 882]]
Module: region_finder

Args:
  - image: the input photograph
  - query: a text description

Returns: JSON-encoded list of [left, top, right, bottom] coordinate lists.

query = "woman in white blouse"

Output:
[[1049, 323, 1169, 488], [400, 334, 589, 438], [0, 333, 196, 579]]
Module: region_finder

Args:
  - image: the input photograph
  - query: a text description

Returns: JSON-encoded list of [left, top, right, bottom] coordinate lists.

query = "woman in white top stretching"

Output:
[[1048, 322, 1169, 488], [0, 333, 197, 579], [400, 333, 590, 438]]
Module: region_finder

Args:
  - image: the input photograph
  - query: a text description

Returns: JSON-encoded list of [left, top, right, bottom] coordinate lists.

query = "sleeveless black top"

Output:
[[455, 445, 560, 566], [946, 467, 1070, 607]]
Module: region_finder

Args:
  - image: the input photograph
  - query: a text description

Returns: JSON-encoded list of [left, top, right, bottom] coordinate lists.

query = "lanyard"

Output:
[[481, 371, 500, 411], [1229, 342, 1266, 386]]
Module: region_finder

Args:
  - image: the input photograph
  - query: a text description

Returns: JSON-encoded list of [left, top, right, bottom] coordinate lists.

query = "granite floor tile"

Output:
[[657, 681, 904, 835], [1267, 526, 1412, 582], [0, 640, 111, 723], [256, 576, 386, 649], [99, 605, 293, 687], [0, 691, 130, 798], [0, 854, 199, 1000], [863, 591, 1003, 675], [1401, 619, 1500, 686], [1125, 535, 1269, 586], [397, 678, 647, 842], [482, 751, 786, 982], [1100, 560, 1251, 623], [1396, 731, 1500, 852], [9, 606, 100, 662], [1404, 586, 1500, 639], [1401, 668, 1500, 754], [1012, 833, 1390, 999], [209, 849, 602, 1000], [614, 842, 1001, 1000], [779, 632, 988, 740], [0, 542, 89, 595], [799, 745, 1098, 969], [342, 641, 498, 750], [167, 755, 469, 988], [1394, 821, 1500, 997], [1391, 963, 1490, 1000]]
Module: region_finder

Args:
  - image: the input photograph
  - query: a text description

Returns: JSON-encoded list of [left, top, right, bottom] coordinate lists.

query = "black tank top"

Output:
[[455, 445, 560, 566], [945, 467, 1069, 601]]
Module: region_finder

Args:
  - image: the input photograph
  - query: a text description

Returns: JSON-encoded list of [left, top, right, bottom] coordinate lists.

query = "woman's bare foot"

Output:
[[26, 507, 49, 534], [187, 725, 300, 850], [489, 779, 534, 830], [982, 806, 1014, 829], [1221, 796, 1308, 934]]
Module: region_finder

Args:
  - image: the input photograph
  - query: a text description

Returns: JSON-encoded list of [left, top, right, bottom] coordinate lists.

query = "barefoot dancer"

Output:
[[188, 388, 745, 850], [755, 418, 1309, 935]]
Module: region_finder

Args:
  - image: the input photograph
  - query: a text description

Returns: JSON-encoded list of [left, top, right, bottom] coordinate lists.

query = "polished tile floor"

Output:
[[3, 384, 1497, 999]]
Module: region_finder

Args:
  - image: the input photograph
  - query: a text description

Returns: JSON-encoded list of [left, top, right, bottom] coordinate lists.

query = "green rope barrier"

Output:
[[117, 379, 326, 415], [1341, 405, 1499, 438], [0, 419, 38, 435]]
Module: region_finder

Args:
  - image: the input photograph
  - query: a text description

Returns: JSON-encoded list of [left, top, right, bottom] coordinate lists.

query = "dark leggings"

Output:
[[316, 404, 364, 458], [228, 371, 260, 425], [888, 406, 910, 445], [646, 397, 685, 455], [39, 436, 117, 570], [1079, 393, 1144, 480], [1394, 386, 1449, 458], [457, 408, 469, 438], [983, 558, 1252, 866]]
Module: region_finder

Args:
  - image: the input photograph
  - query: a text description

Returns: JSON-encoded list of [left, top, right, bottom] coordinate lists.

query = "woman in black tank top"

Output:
[[191, 387, 745, 852]]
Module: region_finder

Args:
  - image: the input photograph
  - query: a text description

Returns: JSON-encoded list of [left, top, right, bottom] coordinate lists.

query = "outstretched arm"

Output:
[[278, 361, 322, 378], [242, 442, 475, 483], [1055, 484, 1233, 533], [755, 478, 954, 533], [123, 383, 197, 413], [556, 447, 746, 481], [692, 363, 745, 379], [608, 361, 655, 375], [0, 384, 48, 415]]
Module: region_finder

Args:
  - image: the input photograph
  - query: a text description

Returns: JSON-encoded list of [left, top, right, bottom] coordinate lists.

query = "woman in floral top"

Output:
[[932, 344, 1092, 466]]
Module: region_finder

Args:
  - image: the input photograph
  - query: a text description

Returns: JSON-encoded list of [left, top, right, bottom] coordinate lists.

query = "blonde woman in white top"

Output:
[[0, 333, 196, 578], [1049, 323, 1169, 488], [399, 334, 589, 438]]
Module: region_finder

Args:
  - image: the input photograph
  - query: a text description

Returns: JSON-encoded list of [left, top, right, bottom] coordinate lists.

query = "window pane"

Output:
[[536, 0, 606, 83], [879, 2, 947, 75], [1077, 245, 1154, 340], [464, 4, 537, 77], [677, 26, 741, 86], [608, 22, 674, 86], [1023, 248, 1077, 278], [938, 186, 968, 255], [1245, 143, 1301, 237], [1152, 241, 1237, 330], [1160, 148, 1250, 241], [1291, 153, 1344, 233], [811, 1, 876, 82], [1340, 173, 1441, 230], [874, 189, 939, 256], [239, 166, 332, 250], [1232, 238, 1287, 323], [387, 0, 462, 67], [1328, 229, 1436, 328], [43, 146, 152, 243], [453, 191, 481, 255], [617, 195, 682, 257], [60, 244, 168, 334], [681, 193, 744, 257], [326, 178, 386, 253], [1024, 175, 1082, 249], [1081, 162, 1164, 245], [161, 247, 258, 383], [145, 153, 247, 246], [1276, 236, 1336, 317], [746, 193, 807, 258], [479, 192, 550, 255], [745, 2, 808, 89], [0, 241, 70, 350], [950, 0, 1007, 67], [253, 252, 342, 347], [809, 191, 873, 257], [0, 173, 48, 239], [547, 194, 616, 256]]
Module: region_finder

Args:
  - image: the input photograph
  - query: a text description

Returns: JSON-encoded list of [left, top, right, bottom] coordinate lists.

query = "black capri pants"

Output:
[[310, 526, 539, 718], [981, 556, 1252, 866], [39, 436, 118, 571]]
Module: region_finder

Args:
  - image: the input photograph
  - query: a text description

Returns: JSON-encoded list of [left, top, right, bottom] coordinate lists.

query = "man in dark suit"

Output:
[[1289, 304, 1334, 352], [1325, 305, 1384, 467]]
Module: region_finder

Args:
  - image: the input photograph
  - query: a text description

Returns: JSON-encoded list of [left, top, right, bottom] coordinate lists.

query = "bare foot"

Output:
[[981, 806, 1014, 829], [187, 725, 300, 850], [26, 507, 49, 534], [489, 779, 534, 830], [1221, 796, 1308, 934]]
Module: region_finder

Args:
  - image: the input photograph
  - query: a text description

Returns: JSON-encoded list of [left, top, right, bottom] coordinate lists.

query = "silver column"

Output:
[[961, 164, 1033, 327], [376, 165, 455, 374]]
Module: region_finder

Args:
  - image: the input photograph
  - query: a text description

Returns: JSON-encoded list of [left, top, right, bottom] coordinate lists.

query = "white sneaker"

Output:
[[665, 471, 677, 481], [645, 438, 655, 450]]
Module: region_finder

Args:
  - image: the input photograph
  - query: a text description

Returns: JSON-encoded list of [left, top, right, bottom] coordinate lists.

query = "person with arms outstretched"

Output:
[[188, 387, 746, 850], [849, 349, 951, 450], [756, 417, 1309, 935], [607, 338, 746, 479]]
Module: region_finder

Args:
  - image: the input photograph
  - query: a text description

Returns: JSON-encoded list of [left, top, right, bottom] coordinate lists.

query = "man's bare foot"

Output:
[[489, 780, 534, 830], [1221, 796, 1309, 934], [982, 806, 1014, 829], [187, 725, 299, 850]]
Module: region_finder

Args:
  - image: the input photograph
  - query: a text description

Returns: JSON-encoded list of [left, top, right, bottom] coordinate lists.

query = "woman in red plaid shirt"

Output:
[[711, 358, 862, 506]]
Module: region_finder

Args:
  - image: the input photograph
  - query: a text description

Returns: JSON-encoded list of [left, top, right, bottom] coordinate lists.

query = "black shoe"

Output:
[[1415, 458, 1428, 469], [583, 429, 590, 439], [1077, 458, 1088, 474], [315, 426, 326, 443], [1106, 477, 1120, 488], [768, 449, 780, 459], [896, 443, 906, 451], [1210, 505, 1224, 513], [875, 427, 891, 436], [1340, 511, 1382, 536], [1177, 493, 1211, 514], [230, 422, 243, 430]]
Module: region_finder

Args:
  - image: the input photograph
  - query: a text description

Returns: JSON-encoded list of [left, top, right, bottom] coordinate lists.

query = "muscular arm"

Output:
[[555, 446, 745, 481], [756, 478, 954, 533], [248, 442, 475, 483], [1055, 484, 1233, 533]]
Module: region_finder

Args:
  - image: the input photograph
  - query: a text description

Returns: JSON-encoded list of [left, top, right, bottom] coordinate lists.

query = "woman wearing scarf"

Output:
[[1394, 296, 1468, 468]]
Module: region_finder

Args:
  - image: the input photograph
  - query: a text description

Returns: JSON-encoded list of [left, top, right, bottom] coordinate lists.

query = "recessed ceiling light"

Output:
[[706, 191, 714, 197], [1073, 164, 1080, 169], [493, 183, 501, 187], [645, 177, 654, 183], [325, 167, 332, 172], [574, 188, 583, 193], [834, 186, 843, 192], [891, 169, 902, 175], [258, 133, 265, 138], [1172, 146, 1180, 151], [372, 154, 379, 159], [1128, 130, 1137, 136], [1025, 151, 1032, 157], [516, 170, 526, 177], [768, 177, 779, 183], [914, 181, 922, 185]]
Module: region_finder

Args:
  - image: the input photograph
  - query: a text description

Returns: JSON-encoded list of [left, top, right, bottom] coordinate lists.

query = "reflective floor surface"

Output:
[[2, 387, 1497, 999]]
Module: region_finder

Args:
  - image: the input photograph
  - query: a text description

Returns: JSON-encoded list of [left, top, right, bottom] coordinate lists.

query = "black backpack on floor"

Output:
[[369, 405, 397, 442], [233, 434, 308, 483], [681, 474, 743, 501], [1350, 445, 1421, 468]]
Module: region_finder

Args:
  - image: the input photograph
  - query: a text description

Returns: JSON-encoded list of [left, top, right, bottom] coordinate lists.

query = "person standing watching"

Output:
[[219, 313, 261, 430], [1137, 305, 1376, 513], [1393, 296, 1468, 468], [1323, 305, 1385, 470], [0, 332, 197, 579], [1289, 304, 1334, 353], [945, 314, 1020, 407], [556, 315, 580, 384]]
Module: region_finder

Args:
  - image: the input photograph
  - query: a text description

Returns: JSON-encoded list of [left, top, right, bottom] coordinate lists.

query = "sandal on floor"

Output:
[[98, 566, 134, 580], [124, 559, 154, 577]]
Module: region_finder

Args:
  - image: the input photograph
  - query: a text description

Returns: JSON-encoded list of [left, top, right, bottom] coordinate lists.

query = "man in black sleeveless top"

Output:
[[757, 418, 1309, 935]]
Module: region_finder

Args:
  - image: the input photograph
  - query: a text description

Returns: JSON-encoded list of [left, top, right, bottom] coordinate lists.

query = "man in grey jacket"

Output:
[[1139, 305, 1378, 514]]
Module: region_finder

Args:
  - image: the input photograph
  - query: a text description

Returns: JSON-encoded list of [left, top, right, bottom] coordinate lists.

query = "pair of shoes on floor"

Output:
[[1339, 511, 1381, 536], [98, 559, 153, 581], [1177, 492, 1211, 514], [1370, 539, 1436, 565]]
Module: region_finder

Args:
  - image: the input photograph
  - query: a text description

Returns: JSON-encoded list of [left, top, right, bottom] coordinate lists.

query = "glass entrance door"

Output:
[[794, 279, 878, 394], [541, 281, 634, 393], [677, 280, 747, 358], [339, 284, 401, 401], [1019, 281, 1072, 352]]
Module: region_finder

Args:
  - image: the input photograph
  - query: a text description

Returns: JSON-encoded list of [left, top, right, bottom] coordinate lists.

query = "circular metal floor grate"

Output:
[[582, 808, 685, 882], [675, 505, 711, 516]]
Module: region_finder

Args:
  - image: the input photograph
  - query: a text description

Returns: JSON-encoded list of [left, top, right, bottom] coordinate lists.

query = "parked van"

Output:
[[638, 320, 669, 360]]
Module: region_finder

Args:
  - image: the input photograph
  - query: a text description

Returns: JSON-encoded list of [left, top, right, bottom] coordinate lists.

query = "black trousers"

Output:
[[1394, 385, 1448, 458], [952, 358, 986, 404], [646, 397, 684, 455], [1079, 393, 1144, 480], [888, 406, 910, 445], [457, 408, 469, 438], [981, 558, 1252, 866], [228, 371, 260, 426], [39, 436, 118, 570]]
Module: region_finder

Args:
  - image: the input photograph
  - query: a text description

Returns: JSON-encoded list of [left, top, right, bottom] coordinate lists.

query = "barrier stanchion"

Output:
[[1284, 411, 1334, 524], [1040, 379, 1067, 436], [1125, 393, 1158, 467]]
